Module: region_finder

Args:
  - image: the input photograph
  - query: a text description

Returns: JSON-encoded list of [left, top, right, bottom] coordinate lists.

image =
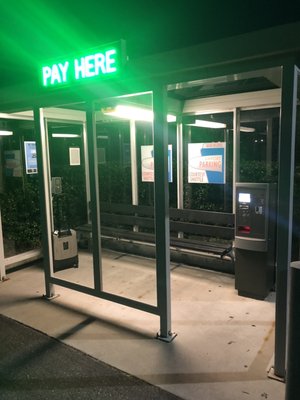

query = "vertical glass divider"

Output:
[[266, 118, 273, 176], [83, 121, 91, 224], [233, 107, 240, 214], [176, 118, 184, 239], [130, 119, 139, 232], [0, 211, 5, 280], [177, 119, 184, 209]]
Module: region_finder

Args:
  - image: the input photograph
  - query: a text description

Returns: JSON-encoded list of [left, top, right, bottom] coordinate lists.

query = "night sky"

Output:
[[1, 0, 300, 87]]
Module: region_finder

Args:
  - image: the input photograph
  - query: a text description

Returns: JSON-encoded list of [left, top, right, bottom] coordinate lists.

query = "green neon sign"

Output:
[[41, 42, 124, 88]]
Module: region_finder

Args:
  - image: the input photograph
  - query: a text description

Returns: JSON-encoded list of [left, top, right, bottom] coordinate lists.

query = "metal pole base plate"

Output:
[[268, 367, 285, 382], [43, 293, 60, 301], [156, 331, 177, 343]]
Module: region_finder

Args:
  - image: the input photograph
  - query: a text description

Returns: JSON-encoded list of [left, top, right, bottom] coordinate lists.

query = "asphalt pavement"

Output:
[[0, 314, 183, 400]]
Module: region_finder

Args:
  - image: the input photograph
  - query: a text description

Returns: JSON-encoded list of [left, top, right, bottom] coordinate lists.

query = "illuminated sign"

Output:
[[41, 41, 124, 87], [239, 193, 251, 203], [24, 141, 38, 174]]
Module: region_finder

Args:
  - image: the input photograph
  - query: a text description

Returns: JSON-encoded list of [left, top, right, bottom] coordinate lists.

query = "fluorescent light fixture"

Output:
[[52, 133, 80, 138], [116, 91, 152, 99], [240, 126, 256, 133], [107, 105, 152, 121], [97, 135, 109, 139], [187, 119, 227, 129], [102, 105, 176, 123], [0, 130, 13, 136], [167, 114, 176, 122]]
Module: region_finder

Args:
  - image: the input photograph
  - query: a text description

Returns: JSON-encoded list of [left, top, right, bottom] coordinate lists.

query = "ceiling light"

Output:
[[0, 130, 13, 136], [102, 106, 176, 123], [167, 114, 176, 122], [187, 119, 226, 129], [52, 133, 80, 138], [240, 126, 256, 133], [111, 105, 152, 121]]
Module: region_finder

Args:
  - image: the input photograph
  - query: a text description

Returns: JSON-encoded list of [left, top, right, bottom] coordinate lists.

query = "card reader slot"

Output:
[[238, 225, 251, 234]]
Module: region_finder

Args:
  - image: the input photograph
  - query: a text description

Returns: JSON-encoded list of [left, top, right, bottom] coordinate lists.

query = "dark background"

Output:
[[1, 0, 300, 87]]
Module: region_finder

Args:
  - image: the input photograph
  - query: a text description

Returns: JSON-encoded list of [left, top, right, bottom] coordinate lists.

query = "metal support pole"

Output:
[[153, 86, 176, 342], [177, 120, 184, 210], [0, 211, 6, 280], [34, 107, 55, 298], [233, 108, 240, 214], [130, 119, 138, 206], [185, 126, 192, 209], [82, 121, 91, 224], [266, 118, 273, 177], [130, 119, 139, 232], [273, 63, 298, 379], [286, 261, 300, 399], [86, 102, 102, 292], [177, 120, 184, 238]]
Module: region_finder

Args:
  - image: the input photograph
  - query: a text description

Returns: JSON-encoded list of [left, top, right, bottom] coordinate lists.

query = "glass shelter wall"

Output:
[[239, 108, 280, 183], [182, 112, 233, 212], [62, 67, 281, 299], [95, 92, 157, 305], [0, 117, 41, 260], [292, 92, 300, 260], [39, 93, 160, 308], [167, 67, 282, 214], [46, 116, 93, 287]]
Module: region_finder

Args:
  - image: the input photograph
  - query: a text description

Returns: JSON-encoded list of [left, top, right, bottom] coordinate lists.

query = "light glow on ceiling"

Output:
[[52, 133, 80, 138], [187, 119, 227, 129], [102, 105, 176, 123], [240, 126, 256, 133], [0, 130, 13, 136]]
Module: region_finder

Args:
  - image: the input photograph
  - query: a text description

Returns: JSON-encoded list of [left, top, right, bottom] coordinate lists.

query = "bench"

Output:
[[76, 202, 235, 273]]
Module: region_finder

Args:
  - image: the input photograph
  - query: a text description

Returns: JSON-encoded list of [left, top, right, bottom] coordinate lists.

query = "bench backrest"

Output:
[[100, 202, 235, 240]]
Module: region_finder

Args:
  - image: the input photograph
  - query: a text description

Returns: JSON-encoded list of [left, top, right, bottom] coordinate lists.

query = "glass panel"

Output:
[[136, 120, 155, 206], [97, 121, 131, 204], [96, 92, 157, 305], [292, 74, 300, 260], [45, 106, 94, 288], [166, 67, 281, 254], [239, 108, 280, 183], [183, 112, 233, 212], [0, 118, 41, 257]]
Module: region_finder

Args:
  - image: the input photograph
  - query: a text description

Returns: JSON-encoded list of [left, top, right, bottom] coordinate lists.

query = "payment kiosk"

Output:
[[235, 183, 276, 299]]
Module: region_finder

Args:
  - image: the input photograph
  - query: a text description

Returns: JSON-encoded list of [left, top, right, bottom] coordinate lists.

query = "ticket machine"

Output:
[[235, 183, 276, 299]]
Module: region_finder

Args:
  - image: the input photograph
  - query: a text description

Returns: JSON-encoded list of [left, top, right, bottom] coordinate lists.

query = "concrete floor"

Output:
[[0, 249, 285, 400]]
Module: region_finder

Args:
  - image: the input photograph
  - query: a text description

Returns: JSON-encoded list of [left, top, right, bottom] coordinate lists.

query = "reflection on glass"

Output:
[[96, 93, 157, 305], [97, 120, 132, 204], [240, 108, 279, 183], [182, 112, 233, 213], [0, 118, 41, 257], [292, 89, 300, 260], [47, 114, 94, 288]]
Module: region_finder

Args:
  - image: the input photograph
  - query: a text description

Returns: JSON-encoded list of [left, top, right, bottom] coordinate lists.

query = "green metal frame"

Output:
[[153, 86, 175, 341], [274, 63, 299, 379]]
